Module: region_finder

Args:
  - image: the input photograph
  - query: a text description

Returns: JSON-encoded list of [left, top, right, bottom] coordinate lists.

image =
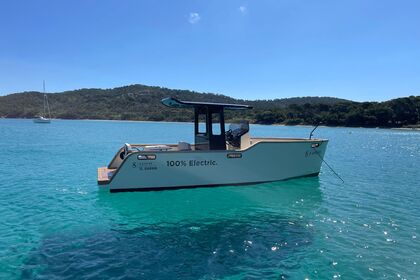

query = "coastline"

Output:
[[391, 127, 420, 131], [2, 117, 419, 131]]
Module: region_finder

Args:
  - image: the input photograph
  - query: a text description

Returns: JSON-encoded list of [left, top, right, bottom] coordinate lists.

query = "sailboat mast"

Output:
[[43, 80, 51, 119], [46, 95, 51, 119], [43, 81, 46, 117]]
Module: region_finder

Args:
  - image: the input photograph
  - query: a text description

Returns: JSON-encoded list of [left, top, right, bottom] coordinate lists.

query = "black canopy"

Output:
[[161, 97, 252, 110]]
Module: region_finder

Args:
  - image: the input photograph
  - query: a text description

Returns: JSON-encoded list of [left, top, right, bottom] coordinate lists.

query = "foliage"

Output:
[[251, 97, 420, 127], [0, 84, 419, 128]]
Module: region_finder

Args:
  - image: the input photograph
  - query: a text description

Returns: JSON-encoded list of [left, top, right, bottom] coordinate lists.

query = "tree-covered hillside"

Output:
[[0, 84, 348, 121], [254, 96, 420, 127], [0, 84, 419, 128]]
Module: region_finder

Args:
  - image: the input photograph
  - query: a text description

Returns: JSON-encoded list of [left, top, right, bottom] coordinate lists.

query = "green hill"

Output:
[[0, 84, 419, 128], [0, 84, 348, 120]]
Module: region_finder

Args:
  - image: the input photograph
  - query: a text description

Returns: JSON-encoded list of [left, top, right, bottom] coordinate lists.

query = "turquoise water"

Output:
[[0, 119, 419, 279]]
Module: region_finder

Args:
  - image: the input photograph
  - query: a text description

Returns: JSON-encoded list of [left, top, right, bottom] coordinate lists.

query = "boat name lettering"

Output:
[[166, 160, 217, 167], [305, 150, 318, 157], [132, 161, 158, 171], [227, 153, 242, 159]]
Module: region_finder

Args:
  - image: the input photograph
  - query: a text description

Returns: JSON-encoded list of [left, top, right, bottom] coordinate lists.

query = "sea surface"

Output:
[[0, 119, 419, 279]]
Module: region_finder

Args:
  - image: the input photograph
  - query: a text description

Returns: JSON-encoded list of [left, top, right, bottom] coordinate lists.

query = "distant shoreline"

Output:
[[391, 127, 420, 131], [1, 84, 419, 129], [2, 117, 419, 131]]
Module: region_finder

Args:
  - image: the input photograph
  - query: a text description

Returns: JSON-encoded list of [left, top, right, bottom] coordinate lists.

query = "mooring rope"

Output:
[[313, 147, 345, 183]]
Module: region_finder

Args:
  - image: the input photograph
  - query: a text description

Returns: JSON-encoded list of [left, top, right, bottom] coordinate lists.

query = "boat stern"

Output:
[[97, 167, 114, 185]]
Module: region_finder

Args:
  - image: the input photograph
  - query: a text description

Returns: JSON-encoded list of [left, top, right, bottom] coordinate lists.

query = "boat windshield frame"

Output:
[[161, 97, 252, 150]]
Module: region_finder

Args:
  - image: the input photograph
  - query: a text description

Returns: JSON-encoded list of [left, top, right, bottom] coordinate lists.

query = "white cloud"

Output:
[[239, 6, 247, 14], [189, 12, 201, 24]]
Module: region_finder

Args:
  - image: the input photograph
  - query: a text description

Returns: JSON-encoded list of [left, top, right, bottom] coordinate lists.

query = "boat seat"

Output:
[[226, 121, 250, 148], [178, 141, 191, 151]]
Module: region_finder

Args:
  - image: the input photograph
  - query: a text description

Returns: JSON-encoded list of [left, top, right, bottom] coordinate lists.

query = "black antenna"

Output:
[[309, 122, 321, 139]]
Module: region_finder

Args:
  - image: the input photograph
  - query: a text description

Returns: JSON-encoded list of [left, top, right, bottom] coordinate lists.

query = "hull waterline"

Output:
[[33, 117, 51, 123]]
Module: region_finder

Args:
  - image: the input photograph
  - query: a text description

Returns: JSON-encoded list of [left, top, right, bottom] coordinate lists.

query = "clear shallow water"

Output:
[[0, 119, 419, 279]]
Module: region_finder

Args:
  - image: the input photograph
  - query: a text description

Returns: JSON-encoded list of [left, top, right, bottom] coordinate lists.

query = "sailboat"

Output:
[[33, 81, 51, 123]]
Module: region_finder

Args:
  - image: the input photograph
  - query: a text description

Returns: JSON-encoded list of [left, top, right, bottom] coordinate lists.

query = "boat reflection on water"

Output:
[[22, 179, 323, 279], [96, 177, 323, 228]]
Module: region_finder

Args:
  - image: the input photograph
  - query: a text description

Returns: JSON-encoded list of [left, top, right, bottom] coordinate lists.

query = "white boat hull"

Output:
[[103, 139, 328, 192], [33, 117, 51, 123]]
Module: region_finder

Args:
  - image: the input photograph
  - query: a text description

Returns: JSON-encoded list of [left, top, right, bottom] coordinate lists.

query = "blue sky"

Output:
[[0, 0, 419, 101]]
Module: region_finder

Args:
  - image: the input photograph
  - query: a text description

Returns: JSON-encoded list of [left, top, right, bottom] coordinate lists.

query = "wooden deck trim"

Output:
[[97, 167, 114, 185]]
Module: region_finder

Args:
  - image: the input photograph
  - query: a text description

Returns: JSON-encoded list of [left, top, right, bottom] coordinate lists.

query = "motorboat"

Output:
[[98, 97, 328, 192]]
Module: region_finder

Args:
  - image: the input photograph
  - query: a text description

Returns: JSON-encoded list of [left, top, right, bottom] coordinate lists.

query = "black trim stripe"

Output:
[[109, 172, 319, 193]]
